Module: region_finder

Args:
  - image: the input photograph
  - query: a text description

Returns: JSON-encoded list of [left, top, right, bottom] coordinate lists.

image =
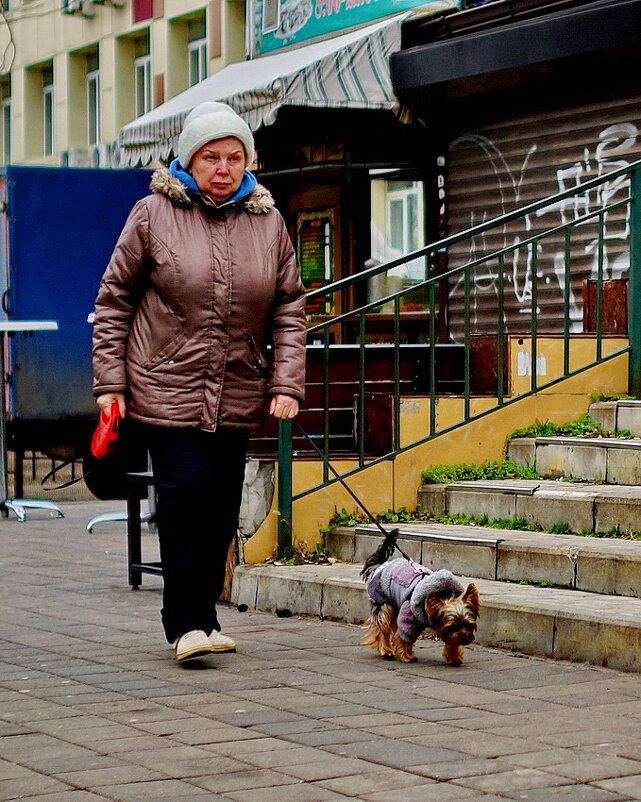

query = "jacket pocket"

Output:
[[143, 330, 188, 370], [247, 336, 269, 378]]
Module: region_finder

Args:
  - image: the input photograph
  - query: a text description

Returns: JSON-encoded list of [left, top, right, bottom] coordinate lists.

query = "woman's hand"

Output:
[[269, 394, 299, 420], [96, 392, 126, 418]]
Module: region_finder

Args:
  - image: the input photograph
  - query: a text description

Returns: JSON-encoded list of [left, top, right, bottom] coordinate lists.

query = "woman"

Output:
[[92, 102, 306, 662]]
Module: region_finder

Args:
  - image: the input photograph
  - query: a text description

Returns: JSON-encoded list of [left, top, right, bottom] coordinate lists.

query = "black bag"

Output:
[[82, 417, 148, 499], [42, 418, 148, 500]]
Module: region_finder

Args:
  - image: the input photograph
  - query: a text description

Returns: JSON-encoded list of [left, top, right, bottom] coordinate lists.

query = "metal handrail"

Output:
[[306, 157, 641, 301], [276, 158, 641, 556]]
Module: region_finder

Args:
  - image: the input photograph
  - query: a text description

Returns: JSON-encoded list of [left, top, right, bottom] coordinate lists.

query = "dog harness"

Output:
[[366, 558, 466, 642]]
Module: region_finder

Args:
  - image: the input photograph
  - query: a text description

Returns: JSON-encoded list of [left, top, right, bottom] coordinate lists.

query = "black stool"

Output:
[[127, 471, 162, 589]]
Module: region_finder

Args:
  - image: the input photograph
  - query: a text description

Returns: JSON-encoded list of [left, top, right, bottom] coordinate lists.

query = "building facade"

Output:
[[1, 0, 245, 166]]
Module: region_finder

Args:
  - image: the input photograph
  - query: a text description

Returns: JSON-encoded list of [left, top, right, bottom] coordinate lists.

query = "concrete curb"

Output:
[[417, 478, 641, 535], [508, 435, 641, 484], [232, 562, 641, 673], [326, 521, 641, 599], [590, 399, 641, 435]]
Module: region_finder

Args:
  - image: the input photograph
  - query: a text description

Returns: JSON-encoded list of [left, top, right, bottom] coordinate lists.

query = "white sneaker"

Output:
[[208, 631, 236, 653], [174, 630, 215, 662]]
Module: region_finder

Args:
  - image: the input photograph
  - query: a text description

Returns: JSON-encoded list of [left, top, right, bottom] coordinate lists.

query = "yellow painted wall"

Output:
[[243, 337, 629, 563]]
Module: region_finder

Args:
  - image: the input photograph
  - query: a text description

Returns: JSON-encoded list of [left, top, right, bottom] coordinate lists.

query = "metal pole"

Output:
[[629, 169, 641, 397], [277, 418, 293, 559], [0, 332, 8, 512]]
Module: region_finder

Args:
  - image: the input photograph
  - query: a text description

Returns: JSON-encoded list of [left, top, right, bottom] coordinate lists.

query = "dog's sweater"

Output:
[[366, 558, 466, 642]]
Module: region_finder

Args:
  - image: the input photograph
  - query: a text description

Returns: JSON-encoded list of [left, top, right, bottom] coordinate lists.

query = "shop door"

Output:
[[287, 184, 342, 331]]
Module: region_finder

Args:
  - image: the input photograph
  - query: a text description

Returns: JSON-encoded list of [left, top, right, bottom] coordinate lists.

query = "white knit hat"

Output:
[[177, 102, 255, 168]]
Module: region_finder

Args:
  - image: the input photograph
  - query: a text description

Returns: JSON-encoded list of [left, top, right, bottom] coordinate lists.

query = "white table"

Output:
[[0, 321, 63, 521]]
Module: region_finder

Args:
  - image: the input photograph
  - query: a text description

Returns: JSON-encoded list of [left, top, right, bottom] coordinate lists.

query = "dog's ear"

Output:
[[425, 592, 443, 619], [462, 583, 480, 617]]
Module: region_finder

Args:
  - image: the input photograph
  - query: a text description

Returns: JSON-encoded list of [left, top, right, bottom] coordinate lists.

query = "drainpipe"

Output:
[[629, 168, 641, 398]]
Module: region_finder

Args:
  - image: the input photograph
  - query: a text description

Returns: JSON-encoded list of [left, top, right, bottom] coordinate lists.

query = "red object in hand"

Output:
[[91, 401, 121, 458]]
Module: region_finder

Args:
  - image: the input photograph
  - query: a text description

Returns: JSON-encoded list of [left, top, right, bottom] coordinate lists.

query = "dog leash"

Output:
[[294, 420, 412, 562]]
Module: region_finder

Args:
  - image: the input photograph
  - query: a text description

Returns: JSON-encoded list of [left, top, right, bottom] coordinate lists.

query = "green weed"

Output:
[[509, 413, 631, 440], [590, 392, 636, 403], [547, 522, 572, 534], [421, 459, 538, 485]]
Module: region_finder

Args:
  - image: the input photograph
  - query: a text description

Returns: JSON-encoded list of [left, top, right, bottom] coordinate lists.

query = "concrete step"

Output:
[[590, 399, 641, 435], [508, 435, 641, 483], [324, 517, 641, 598], [231, 561, 641, 673], [417, 478, 641, 535]]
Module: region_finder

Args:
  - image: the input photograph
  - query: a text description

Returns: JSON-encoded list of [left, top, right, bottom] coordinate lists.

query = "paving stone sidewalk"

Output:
[[2, 502, 641, 801]]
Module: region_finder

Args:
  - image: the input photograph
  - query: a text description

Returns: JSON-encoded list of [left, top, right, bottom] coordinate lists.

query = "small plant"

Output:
[[320, 506, 640, 541], [421, 459, 538, 484], [321, 505, 437, 537], [517, 579, 571, 590], [488, 517, 538, 531], [590, 392, 636, 403], [319, 507, 368, 535], [377, 507, 417, 523], [276, 542, 332, 565], [547, 522, 572, 534], [509, 413, 631, 440]]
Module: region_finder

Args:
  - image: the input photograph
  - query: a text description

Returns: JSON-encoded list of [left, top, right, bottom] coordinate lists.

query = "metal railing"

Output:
[[277, 159, 641, 555]]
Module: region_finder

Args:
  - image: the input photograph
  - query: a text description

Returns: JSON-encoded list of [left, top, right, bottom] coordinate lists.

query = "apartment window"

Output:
[[86, 50, 100, 145], [134, 37, 152, 116], [188, 17, 207, 86], [0, 78, 10, 164], [42, 66, 54, 156]]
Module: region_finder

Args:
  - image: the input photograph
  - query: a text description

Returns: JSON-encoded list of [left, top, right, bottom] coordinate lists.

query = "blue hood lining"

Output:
[[169, 158, 258, 204]]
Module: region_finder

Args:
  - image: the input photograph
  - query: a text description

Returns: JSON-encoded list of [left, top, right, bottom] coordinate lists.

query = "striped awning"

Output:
[[118, 14, 410, 167]]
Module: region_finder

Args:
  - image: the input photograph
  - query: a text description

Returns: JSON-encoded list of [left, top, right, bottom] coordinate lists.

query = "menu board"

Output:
[[296, 208, 334, 316]]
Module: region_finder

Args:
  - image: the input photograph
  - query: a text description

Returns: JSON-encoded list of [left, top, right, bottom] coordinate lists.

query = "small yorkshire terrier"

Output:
[[361, 530, 480, 666]]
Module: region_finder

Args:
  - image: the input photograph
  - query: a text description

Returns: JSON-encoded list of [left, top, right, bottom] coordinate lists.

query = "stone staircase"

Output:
[[232, 399, 641, 672]]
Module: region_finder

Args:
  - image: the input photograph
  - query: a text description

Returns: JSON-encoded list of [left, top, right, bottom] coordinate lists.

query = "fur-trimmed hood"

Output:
[[409, 568, 466, 625], [149, 167, 276, 214]]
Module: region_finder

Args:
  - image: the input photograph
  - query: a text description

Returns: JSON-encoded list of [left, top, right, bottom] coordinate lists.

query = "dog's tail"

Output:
[[360, 527, 400, 580]]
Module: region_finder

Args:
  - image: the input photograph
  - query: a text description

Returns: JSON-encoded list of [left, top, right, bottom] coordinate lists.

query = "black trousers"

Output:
[[142, 425, 249, 643]]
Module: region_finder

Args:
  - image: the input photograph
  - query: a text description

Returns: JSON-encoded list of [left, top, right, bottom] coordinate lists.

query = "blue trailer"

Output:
[[1, 165, 152, 497]]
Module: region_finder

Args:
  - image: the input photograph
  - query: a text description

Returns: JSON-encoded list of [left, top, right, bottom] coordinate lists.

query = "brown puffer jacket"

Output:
[[92, 168, 306, 431]]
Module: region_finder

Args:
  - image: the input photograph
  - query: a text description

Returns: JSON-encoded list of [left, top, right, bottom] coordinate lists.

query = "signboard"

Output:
[[297, 208, 334, 316], [250, 0, 460, 56]]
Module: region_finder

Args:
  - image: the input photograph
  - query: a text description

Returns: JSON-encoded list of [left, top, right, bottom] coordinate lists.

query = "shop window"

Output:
[[370, 175, 427, 312]]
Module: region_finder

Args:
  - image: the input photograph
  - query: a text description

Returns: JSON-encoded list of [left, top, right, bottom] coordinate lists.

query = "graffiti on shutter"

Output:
[[445, 94, 641, 340]]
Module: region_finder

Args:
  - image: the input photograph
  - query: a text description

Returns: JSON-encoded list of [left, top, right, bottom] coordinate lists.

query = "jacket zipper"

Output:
[[247, 336, 268, 375]]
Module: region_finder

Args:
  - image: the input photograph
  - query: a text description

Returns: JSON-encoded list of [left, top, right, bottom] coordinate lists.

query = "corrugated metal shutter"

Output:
[[445, 92, 641, 338]]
